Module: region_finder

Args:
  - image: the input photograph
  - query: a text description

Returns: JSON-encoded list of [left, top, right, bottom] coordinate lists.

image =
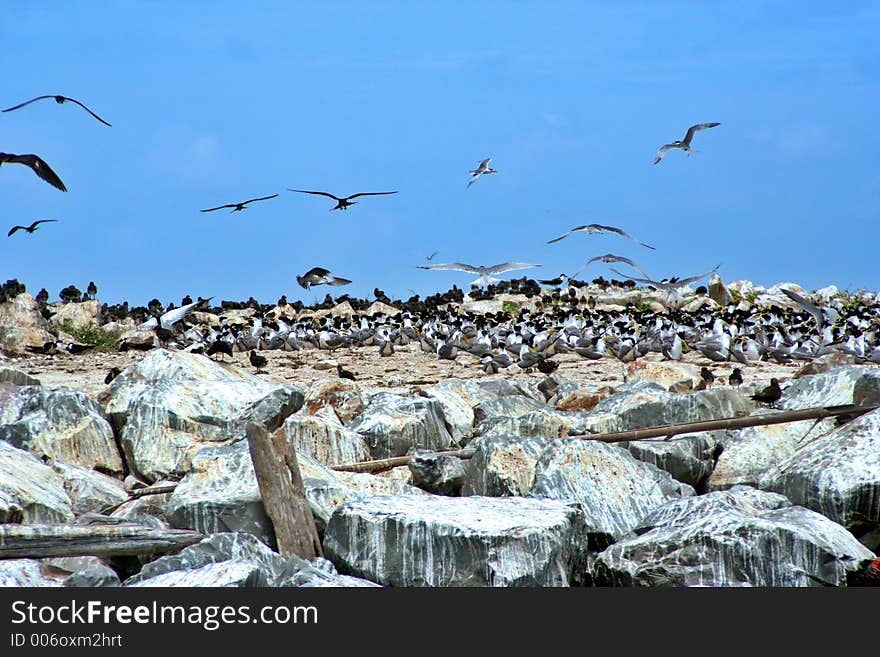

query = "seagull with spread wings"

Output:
[[0, 153, 67, 192], [296, 267, 352, 289], [609, 264, 721, 294], [653, 122, 721, 164], [2, 95, 112, 127], [547, 224, 655, 249], [418, 261, 541, 288], [288, 189, 398, 211], [466, 158, 496, 189], [200, 194, 279, 213], [7, 219, 58, 237], [570, 254, 648, 280]]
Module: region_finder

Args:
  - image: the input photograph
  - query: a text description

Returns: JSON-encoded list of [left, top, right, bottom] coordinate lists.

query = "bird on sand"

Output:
[[7, 219, 58, 237], [0, 153, 67, 191], [700, 367, 716, 388], [200, 194, 279, 213], [418, 261, 542, 288], [2, 94, 112, 127], [249, 349, 268, 369], [547, 224, 655, 250], [296, 267, 352, 289], [466, 158, 497, 189], [570, 254, 648, 279], [653, 122, 721, 164], [751, 378, 782, 406], [104, 367, 122, 385], [337, 364, 356, 381], [728, 367, 743, 387], [288, 189, 398, 211]]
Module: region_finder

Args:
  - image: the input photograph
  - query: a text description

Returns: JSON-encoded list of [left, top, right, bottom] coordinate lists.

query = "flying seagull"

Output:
[[570, 254, 648, 280], [2, 95, 112, 127], [418, 261, 541, 288], [547, 224, 655, 249], [288, 189, 398, 211], [7, 219, 58, 237], [780, 288, 839, 328], [200, 194, 279, 213], [653, 122, 721, 164], [426, 251, 439, 261], [0, 153, 67, 192], [466, 158, 496, 189], [609, 264, 721, 294], [296, 267, 352, 289]]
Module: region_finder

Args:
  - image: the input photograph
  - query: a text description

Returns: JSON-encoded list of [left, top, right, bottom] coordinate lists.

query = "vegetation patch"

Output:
[[56, 319, 120, 351]]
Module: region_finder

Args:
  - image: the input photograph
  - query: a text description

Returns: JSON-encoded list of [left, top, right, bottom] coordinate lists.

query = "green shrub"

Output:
[[56, 319, 120, 351]]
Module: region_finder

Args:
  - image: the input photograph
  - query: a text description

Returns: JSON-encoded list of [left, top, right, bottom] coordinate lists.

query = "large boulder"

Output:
[[102, 349, 303, 481], [0, 441, 74, 524], [323, 495, 587, 587], [278, 408, 369, 467], [462, 435, 553, 496], [47, 460, 128, 516], [0, 559, 68, 587], [0, 386, 123, 473], [423, 378, 507, 444], [620, 433, 718, 489], [778, 366, 875, 410], [48, 300, 102, 331], [302, 378, 365, 425], [590, 486, 874, 586], [0, 294, 55, 352], [348, 392, 454, 459], [0, 367, 40, 386]]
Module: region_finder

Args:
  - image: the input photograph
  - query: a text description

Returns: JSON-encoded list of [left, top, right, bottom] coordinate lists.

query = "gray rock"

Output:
[[473, 395, 546, 426], [349, 392, 454, 459], [778, 366, 875, 410], [528, 440, 694, 550], [0, 293, 55, 352], [111, 480, 174, 529], [761, 408, 880, 549], [64, 563, 121, 587], [103, 349, 303, 481], [0, 367, 40, 386], [0, 559, 67, 587], [621, 433, 718, 488], [323, 495, 587, 587], [275, 556, 381, 587], [302, 378, 365, 425], [279, 408, 369, 467], [0, 441, 74, 523], [477, 408, 612, 440], [48, 460, 128, 515], [423, 378, 505, 443], [408, 453, 465, 496], [127, 560, 268, 587], [591, 486, 875, 586], [854, 370, 880, 407], [462, 435, 552, 496], [48, 300, 102, 331], [0, 386, 123, 473]]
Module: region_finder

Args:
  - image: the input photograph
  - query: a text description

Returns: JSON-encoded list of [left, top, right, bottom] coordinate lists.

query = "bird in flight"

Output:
[[418, 261, 541, 288], [0, 153, 67, 192], [609, 264, 721, 293], [653, 122, 721, 164], [288, 189, 398, 211], [547, 224, 655, 249], [296, 267, 352, 289], [2, 95, 112, 127], [200, 194, 279, 213], [466, 158, 497, 189], [426, 251, 439, 261], [7, 219, 59, 237], [570, 254, 648, 280]]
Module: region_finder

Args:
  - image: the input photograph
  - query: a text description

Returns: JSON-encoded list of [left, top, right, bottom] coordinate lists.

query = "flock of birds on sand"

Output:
[[5, 94, 879, 405]]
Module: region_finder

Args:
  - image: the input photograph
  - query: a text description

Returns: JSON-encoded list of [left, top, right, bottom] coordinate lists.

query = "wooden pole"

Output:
[[245, 422, 322, 560]]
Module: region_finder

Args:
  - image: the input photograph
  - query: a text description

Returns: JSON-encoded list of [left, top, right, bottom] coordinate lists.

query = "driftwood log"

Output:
[[245, 422, 322, 560], [0, 523, 203, 559]]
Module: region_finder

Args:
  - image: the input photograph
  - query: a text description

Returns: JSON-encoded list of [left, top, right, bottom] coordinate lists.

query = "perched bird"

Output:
[[104, 367, 122, 385], [288, 189, 398, 211], [700, 367, 716, 388], [570, 254, 649, 279], [728, 367, 743, 387], [537, 358, 559, 374], [466, 158, 497, 189], [547, 224, 655, 250], [86, 281, 98, 300], [249, 349, 268, 369], [653, 122, 721, 164], [337, 364, 356, 381], [751, 378, 782, 405], [7, 219, 58, 237], [207, 339, 234, 360], [418, 261, 542, 288], [296, 267, 352, 289], [0, 153, 67, 191], [200, 194, 278, 213], [2, 94, 112, 127]]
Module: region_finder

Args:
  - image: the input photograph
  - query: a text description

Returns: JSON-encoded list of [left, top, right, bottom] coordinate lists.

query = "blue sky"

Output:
[[2, 2, 878, 306]]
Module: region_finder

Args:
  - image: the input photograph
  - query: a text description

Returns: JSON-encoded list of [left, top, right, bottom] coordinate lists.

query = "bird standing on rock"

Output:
[[751, 378, 782, 406]]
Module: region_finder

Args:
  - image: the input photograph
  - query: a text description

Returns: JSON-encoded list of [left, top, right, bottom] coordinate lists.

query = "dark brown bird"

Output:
[[104, 367, 122, 385], [0, 153, 67, 191], [337, 364, 356, 381], [700, 367, 715, 388], [7, 219, 58, 237], [200, 194, 279, 213], [249, 349, 268, 369], [288, 189, 398, 211], [2, 95, 112, 127], [207, 339, 234, 360], [728, 367, 743, 387], [537, 358, 559, 374], [751, 378, 782, 405]]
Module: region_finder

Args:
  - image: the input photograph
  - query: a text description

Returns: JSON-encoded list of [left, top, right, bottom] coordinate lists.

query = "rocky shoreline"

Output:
[[1, 277, 879, 587]]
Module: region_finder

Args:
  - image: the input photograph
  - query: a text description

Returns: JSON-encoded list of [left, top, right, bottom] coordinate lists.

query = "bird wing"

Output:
[[683, 122, 721, 145], [1, 96, 54, 112], [30, 219, 59, 229], [476, 158, 491, 170], [4, 154, 67, 192], [159, 300, 201, 328], [653, 144, 675, 164], [200, 203, 236, 212], [7, 226, 25, 237], [65, 97, 112, 127], [345, 191, 399, 200], [485, 262, 542, 275], [547, 228, 575, 244], [593, 224, 656, 250], [418, 262, 482, 274], [609, 267, 663, 288], [302, 266, 332, 278], [674, 264, 721, 287], [426, 251, 438, 260], [327, 276, 352, 286], [781, 288, 825, 326], [288, 189, 343, 201], [241, 194, 279, 205]]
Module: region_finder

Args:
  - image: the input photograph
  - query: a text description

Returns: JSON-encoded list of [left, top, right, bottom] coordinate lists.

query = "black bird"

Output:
[[249, 349, 268, 369], [653, 122, 721, 164], [751, 378, 782, 406], [2, 95, 112, 127], [86, 281, 98, 300], [296, 267, 352, 289], [537, 358, 559, 375], [104, 367, 122, 385], [7, 219, 58, 237], [728, 367, 743, 387], [0, 153, 67, 191], [200, 194, 279, 213], [337, 363, 356, 381], [288, 189, 398, 211], [207, 339, 234, 360], [700, 367, 716, 388]]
